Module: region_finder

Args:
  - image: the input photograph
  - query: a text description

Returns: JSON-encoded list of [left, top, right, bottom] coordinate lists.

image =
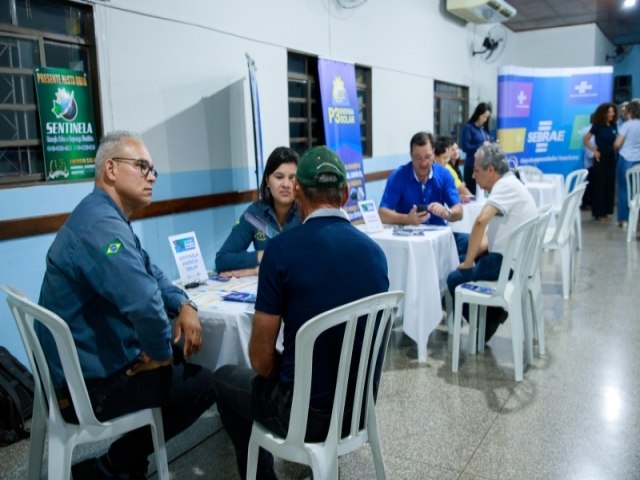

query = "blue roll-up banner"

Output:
[[246, 54, 264, 187], [497, 65, 613, 177], [318, 58, 365, 222]]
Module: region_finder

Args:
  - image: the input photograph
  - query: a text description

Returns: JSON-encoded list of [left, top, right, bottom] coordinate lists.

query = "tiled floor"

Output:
[[2, 212, 639, 479]]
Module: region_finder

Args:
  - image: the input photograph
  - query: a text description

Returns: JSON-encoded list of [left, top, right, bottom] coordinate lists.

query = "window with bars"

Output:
[[434, 80, 469, 143], [0, 0, 100, 186], [287, 52, 372, 158]]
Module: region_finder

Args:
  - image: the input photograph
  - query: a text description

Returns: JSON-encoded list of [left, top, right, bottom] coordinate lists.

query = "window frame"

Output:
[[355, 64, 372, 158], [0, 0, 102, 187], [287, 51, 372, 158], [434, 80, 469, 143]]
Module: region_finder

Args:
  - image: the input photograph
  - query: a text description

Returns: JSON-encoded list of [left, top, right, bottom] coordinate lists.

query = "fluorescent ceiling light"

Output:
[[623, 0, 636, 8]]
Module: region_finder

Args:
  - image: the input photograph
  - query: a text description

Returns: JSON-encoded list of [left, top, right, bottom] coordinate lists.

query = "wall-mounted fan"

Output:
[[473, 25, 507, 63], [606, 45, 633, 64]]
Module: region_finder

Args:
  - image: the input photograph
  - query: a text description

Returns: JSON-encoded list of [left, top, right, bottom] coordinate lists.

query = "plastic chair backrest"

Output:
[[519, 166, 544, 183], [2, 285, 102, 428], [491, 216, 539, 297], [527, 209, 553, 277], [548, 185, 586, 245], [564, 168, 588, 196], [626, 165, 640, 206], [285, 291, 404, 447]]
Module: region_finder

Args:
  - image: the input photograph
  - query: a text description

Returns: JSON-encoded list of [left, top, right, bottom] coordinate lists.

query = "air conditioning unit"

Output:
[[446, 0, 517, 24]]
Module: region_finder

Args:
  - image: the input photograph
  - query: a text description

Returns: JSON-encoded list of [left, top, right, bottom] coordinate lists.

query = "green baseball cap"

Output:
[[296, 146, 347, 188]]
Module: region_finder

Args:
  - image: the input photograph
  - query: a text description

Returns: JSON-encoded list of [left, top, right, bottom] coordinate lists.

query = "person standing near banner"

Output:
[[614, 99, 640, 228], [215, 147, 301, 277], [461, 102, 492, 195], [583, 102, 618, 223]]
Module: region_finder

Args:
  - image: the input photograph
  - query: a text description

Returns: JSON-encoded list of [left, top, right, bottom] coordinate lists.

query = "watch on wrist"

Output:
[[179, 299, 198, 314], [443, 204, 451, 219]]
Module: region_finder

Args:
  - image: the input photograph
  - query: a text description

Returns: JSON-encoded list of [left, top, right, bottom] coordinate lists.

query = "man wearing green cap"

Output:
[[213, 146, 389, 479]]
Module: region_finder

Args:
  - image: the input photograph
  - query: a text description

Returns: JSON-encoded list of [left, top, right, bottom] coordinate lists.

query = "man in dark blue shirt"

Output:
[[213, 146, 389, 479], [39, 131, 216, 479]]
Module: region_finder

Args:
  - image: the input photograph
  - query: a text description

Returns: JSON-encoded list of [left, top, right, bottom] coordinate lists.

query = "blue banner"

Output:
[[497, 66, 613, 177], [318, 58, 365, 222], [246, 54, 264, 187]]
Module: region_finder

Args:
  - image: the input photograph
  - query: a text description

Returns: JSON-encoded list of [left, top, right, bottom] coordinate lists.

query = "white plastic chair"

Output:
[[564, 168, 588, 197], [519, 165, 544, 183], [525, 208, 553, 357], [0, 285, 169, 480], [542, 185, 587, 300], [625, 165, 640, 242], [555, 168, 588, 250], [451, 216, 539, 382], [246, 291, 404, 480]]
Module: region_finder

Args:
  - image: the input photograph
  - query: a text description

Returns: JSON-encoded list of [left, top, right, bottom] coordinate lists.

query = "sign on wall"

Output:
[[497, 65, 613, 176], [317, 58, 366, 222], [34, 66, 98, 181]]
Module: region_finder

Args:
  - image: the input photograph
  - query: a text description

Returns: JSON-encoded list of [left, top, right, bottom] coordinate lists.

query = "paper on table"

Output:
[[168, 231, 208, 286]]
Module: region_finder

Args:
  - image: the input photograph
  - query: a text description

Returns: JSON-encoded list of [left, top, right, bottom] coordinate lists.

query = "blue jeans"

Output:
[[453, 232, 470, 263], [447, 252, 504, 324], [213, 365, 337, 479], [617, 155, 638, 223]]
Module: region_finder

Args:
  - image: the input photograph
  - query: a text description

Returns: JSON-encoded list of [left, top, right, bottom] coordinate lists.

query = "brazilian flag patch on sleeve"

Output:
[[104, 238, 124, 257]]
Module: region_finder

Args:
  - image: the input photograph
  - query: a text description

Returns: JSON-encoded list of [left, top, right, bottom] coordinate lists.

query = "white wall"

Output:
[[503, 23, 613, 69]]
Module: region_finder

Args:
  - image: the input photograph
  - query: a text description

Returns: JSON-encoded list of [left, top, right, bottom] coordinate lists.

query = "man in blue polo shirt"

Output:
[[38, 131, 216, 479], [378, 131, 463, 226], [212, 146, 389, 479]]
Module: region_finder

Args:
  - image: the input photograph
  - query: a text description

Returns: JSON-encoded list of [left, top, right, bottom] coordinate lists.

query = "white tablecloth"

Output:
[[450, 200, 486, 234], [367, 227, 458, 362], [186, 277, 258, 371], [525, 181, 556, 208], [542, 173, 565, 206], [525, 174, 564, 208]]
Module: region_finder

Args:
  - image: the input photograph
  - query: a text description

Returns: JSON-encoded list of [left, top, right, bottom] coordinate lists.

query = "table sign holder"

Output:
[[357, 199, 384, 233], [168, 231, 208, 286]]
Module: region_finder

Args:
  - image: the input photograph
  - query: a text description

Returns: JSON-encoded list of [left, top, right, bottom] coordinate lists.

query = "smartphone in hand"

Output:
[[416, 204, 429, 214]]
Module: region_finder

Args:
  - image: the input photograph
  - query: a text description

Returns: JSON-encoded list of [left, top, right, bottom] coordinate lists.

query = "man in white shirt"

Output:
[[447, 143, 537, 342]]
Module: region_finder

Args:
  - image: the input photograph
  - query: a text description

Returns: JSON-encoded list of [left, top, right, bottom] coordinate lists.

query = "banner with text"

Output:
[[318, 58, 365, 222], [34, 66, 98, 182], [497, 65, 613, 177], [246, 54, 264, 188]]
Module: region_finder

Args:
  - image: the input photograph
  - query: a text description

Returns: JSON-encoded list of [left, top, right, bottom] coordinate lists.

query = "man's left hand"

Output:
[[126, 352, 172, 376], [458, 261, 474, 270], [428, 202, 450, 219], [173, 304, 202, 357]]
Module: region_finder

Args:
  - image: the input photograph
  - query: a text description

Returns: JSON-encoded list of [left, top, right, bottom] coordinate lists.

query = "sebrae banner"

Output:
[[317, 58, 366, 222], [34, 66, 98, 182], [497, 65, 613, 177]]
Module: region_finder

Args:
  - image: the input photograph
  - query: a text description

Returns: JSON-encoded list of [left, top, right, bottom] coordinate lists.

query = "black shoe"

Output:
[[484, 309, 508, 343], [72, 456, 147, 480], [72, 458, 106, 480]]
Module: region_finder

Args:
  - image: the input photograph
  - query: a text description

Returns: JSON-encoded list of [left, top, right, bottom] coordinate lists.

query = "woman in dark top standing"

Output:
[[583, 103, 618, 222], [461, 102, 492, 194]]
